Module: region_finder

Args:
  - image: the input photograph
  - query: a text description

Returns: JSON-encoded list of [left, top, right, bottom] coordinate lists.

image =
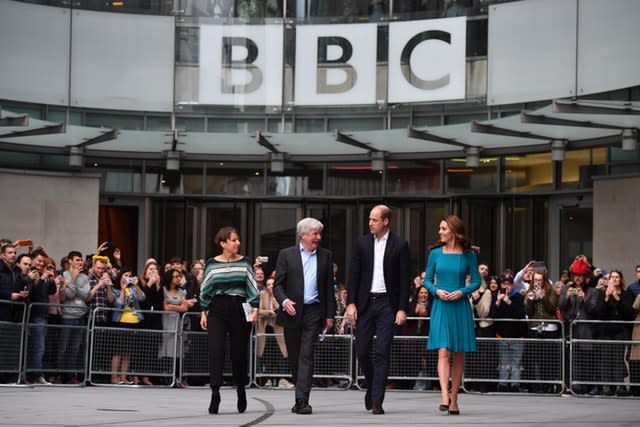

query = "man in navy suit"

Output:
[[274, 217, 335, 415], [346, 205, 410, 415]]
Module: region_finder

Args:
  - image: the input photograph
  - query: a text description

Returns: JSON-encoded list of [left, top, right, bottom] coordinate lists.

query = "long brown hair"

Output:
[[428, 215, 472, 252]]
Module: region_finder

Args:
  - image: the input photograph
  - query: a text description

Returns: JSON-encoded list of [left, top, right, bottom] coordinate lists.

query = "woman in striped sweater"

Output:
[[199, 226, 259, 415]]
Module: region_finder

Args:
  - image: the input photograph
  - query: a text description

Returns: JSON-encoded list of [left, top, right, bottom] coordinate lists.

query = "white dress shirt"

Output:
[[371, 231, 388, 293]]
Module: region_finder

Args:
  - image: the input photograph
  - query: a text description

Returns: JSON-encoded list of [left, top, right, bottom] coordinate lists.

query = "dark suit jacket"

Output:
[[347, 231, 410, 315], [274, 245, 336, 329]]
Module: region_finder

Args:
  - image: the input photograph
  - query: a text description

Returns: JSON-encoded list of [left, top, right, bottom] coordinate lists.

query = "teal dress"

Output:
[[423, 246, 480, 352]]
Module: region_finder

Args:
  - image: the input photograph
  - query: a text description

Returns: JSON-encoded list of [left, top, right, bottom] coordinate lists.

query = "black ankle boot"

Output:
[[209, 387, 221, 414], [237, 386, 247, 413]]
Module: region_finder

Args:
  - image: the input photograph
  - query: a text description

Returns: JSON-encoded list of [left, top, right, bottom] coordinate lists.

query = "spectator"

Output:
[[402, 286, 431, 391], [256, 276, 292, 388], [629, 264, 640, 396], [138, 261, 163, 385], [0, 243, 25, 319], [514, 261, 535, 293], [111, 268, 146, 385], [558, 256, 600, 395], [160, 269, 196, 387], [255, 266, 266, 292], [594, 270, 634, 396], [494, 274, 527, 392], [57, 251, 90, 384], [334, 283, 349, 335], [24, 255, 60, 385], [524, 269, 560, 393], [469, 275, 500, 393], [85, 255, 115, 385]]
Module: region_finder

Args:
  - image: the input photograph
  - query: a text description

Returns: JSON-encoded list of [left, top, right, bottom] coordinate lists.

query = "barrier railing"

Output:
[[0, 300, 27, 386], [463, 318, 565, 395], [179, 312, 254, 387], [88, 308, 179, 387], [569, 319, 640, 396], [4, 301, 640, 398], [23, 302, 90, 386]]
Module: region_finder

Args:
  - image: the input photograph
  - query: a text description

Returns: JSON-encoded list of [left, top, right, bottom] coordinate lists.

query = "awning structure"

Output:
[[1, 99, 638, 168]]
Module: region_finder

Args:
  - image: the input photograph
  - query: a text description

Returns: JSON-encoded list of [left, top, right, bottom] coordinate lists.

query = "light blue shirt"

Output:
[[300, 243, 319, 304]]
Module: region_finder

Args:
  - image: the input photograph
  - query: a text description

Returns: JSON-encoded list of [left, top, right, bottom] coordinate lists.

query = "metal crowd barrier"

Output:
[[5, 301, 640, 398], [0, 300, 27, 386], [88, 307, 179, 387], [23, 302, 90, 386], [179, 312, 254, 387], [569, 319, 640, 397], [463, 318, 565, 395]]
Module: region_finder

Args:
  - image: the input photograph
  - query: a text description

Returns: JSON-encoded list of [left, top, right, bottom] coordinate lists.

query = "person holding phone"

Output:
[[111, 268, 146, 385], [199, 227, 259, 415]]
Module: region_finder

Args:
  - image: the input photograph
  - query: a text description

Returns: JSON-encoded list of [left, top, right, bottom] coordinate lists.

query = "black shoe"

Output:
[[615, 386, 629, 396], [439, 395, 450, 412], [292, 399, 312, 415], [237, 387, 247, 413], [448, 408, 460, 415], [371, 402, 384, 415], [497, 384, 509, 393], [364, 389, 372, 411], [602, 386, 615, 396], [588, 386, 601, 396], [208, 389, 221, 414]]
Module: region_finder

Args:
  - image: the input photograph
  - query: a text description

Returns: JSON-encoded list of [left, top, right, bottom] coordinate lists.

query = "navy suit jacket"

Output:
[[273, 245, 335, 329], [347, 231, 410, 315]]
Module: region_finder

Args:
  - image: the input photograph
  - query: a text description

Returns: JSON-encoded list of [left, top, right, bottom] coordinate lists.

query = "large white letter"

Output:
[[199, 25, 283, 106], [388, 17, 466, 103]]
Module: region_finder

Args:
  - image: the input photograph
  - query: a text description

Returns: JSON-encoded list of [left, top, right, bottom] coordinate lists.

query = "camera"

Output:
[[257, 256, 269, 263], [125, 277, 135, 285]]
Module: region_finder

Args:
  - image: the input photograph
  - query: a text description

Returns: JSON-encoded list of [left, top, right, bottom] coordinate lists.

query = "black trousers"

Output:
[[284, 303, 322, 401], [207, 295, 252, 387], [355, 296, 394, 404]]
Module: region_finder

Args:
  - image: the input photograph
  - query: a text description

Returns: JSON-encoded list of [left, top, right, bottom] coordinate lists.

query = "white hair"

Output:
[[297, 217, 324, 236]]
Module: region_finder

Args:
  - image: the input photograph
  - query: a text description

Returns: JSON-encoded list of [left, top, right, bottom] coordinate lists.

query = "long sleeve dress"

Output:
[[423, 246, 481, 352]]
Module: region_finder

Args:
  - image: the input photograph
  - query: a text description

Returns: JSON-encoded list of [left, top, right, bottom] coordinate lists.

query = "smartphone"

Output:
[[532, 261, 545, 272], [258, 256, 269, 263]]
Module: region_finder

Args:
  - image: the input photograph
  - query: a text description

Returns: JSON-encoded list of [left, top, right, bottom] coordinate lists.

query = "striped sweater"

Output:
[[199, 256, 260, 310]]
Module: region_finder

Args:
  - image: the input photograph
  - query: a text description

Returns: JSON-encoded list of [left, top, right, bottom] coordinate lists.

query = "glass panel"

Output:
[[183, 165, 205, 194], [177, 117, 205, 132], [151, 201, 194, 265], [147, 116, 171, 131], [610, 146, 640, 162], [326, 164, 382, 196], [85, 113, 144, 130], [562, 148, 607, 189], [505, 199, 530, 274], [295, 118, 325, 132], [260, 205, 298, 273], [446, 157, 497, 193], [327, 117, 383, 131], [103, 171, 143, 193], [390, 116, 410, 129], [461, 198, 501, 275], [266, 164, 323, 196], [98, 205, 139, 273], [5, 105, 42, 119], [386, 161, 441, 195], [305, 204, 356, 285], [407, 205, 426, 278], [504, 153, 553, 192], [392, 1, 446, 20], [47, 110, 82, 125], [559, 207, 592, 274], [206, 163, 265, 195], [0, 151, 41, 168], [307, 0, 389, 22], [413, 115, 441, 127], [176, 26, 199, 64], [445, 113, 487, 125], [41, 154, 69, 170], [268, 119, 293, 133], [205, 206, 243, 260], [208, 118, 264, 133]]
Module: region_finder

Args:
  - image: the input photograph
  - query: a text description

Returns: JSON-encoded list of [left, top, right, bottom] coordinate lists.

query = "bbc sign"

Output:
[[199, 18, 466, 106]]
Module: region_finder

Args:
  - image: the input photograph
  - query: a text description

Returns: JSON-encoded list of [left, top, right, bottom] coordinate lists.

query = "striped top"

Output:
[[199, 256, 260, 310]]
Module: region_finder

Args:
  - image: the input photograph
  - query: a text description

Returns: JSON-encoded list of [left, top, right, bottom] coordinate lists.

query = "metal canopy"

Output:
[[0, 99, 635, 163]]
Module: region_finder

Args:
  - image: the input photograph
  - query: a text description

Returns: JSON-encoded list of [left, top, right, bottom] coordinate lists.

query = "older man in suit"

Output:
[[346, 205, 410, 415], [274, 217, 335, 415]]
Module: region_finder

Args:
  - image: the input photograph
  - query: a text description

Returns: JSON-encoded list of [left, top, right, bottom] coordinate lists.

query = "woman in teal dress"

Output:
[[423, 215, 480, 415]]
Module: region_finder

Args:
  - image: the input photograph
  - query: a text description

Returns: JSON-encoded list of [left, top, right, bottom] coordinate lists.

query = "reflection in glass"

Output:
[[327, 164, 382, 196], [205, 206, 242, 259], [446, 157, 496, 193], [151, 202, 194, 265], [206, 164, 265, 195], [504, 153, 553, 192], [260, 205, 298, 271], [386, 161, 441, 195], [562, 148, 607, 189]]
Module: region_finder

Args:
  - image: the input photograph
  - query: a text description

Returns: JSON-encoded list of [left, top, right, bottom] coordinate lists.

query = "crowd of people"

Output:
[[1, 220, 639, 412]]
